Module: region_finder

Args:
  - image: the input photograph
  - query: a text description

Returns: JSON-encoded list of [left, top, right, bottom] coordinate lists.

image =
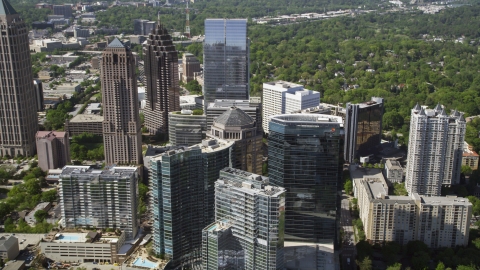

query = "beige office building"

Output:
[[101, 38, 142, 165], [208, 107, 263, 175], [65, 114, 104, 136], [36, 131, 70, 171], [355, 177, 472, 248], [0, 0, 38, 157]]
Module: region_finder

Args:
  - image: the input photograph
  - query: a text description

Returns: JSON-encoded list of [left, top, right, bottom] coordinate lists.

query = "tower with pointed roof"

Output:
[[101, 38, 142, 165], [0, 0, 38, 157], [406, 103, 466, 196], [143, 17, 180, 137], [208, 107, 263, 174]]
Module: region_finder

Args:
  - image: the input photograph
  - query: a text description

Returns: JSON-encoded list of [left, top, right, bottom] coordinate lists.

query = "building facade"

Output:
[[33, 80, 44, 112], [143, 20, 180, 135], [209, 107, 263, 174], [133, 19, 155, 35], [182, 53, 201, 82], [462, 141, 479, 171], [149, 139, 233, 269], [101, 38, 142, 165], [0, 1, 38, 157], [65, 114, 104, 136], [36, 131, 70, 171], [344, 97, 384, 163], [168, 110, 207, 146], [53, 4, 72, 18], [262, 81, 321, 133], [355, 177, 472, 248], [203, 19, 249, 108], [268, 114, 343, 245], [59, 166, 139, 240], [203, 168, 285, 270], [406, 104, 466, 196], [384, 159, 403, 184], [206, 99, 262, 131]]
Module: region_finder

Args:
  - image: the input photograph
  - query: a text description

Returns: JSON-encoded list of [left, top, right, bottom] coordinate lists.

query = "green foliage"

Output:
[[467, 196, 480, 216], [184, 80, 202, 94], [71, 133, 104, 161], [383, 111, 404, 130], [41, 189, 57, 202], [44, 100, 73, 130], [140, 112, 145, 125], [393, 182, 408, 196], [12, 3, 51, 28], [34, 209, 48, 222], [49, 65, 66, 77], [357, 256, 372, 270], [186, 43, 203, 63], [344, 180, 353, 195], [386, 263, 402, 270], [192, 109, 204, 115], [436, 262, 446, 270], [356, 240, 373, 261], [68, 56, 87, 69], [382, 242, 402, 266], [461, 165, 473, 176]]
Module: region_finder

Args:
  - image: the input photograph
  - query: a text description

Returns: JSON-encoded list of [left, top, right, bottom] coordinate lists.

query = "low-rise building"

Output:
[[40, 231, 136, 263], [462, 141, 479, 171], [384, 159, 403, 184], [0, 235, 19, 260], [65, 114, 104, 136], [355, 177, 472, 248], [85, 103, 101, 114], [182, 53, 201, 82]]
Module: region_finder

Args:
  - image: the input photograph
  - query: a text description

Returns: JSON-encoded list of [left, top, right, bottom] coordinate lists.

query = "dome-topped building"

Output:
[[209, 107, 263, 174]]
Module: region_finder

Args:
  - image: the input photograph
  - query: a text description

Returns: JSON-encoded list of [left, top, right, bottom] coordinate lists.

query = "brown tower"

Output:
[[101, 38, 142, 165], [0, 0, 38, 157], [143, 19, 180, 136]]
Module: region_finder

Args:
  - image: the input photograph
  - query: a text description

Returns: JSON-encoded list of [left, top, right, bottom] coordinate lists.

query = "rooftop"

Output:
[[214, 107, 254, 127], [36, 131, 67, 140], [263, 80, 304, 91], [60, 165, 137, 177], [107, 37, 127, 48], [218, 167, 285, 197], [385, 159, 402, 170], [69, 114, 104, 123], [270, 114, 343, 125], [43, 232, 120, 244]]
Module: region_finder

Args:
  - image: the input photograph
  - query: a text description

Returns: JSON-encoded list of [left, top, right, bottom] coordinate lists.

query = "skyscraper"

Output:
[[268, 114, 343, 245], [203, 19, 249, 109], [101, 38, 142, 165], [59, 166, 139, 240], [208, 107, 263, 174], [143, 20, 180, 136], [344, 97, 384, 163], [0, 0, 38, 157], [405, 104, 466, 196], [149, 139, 233, 268], [202, 168, 285, 270]]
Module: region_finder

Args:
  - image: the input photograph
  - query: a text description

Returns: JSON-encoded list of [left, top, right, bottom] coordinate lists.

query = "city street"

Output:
[[340, 193, 356, 270]]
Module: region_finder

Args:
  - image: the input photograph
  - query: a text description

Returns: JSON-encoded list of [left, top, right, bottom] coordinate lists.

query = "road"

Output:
[[69, 104, 82, 116], [340, 193, 356, 270]]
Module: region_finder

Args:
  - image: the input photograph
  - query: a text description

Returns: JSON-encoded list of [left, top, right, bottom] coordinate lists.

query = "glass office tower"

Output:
[[203, 19, 249, 109], [268, 114, 343, 244]]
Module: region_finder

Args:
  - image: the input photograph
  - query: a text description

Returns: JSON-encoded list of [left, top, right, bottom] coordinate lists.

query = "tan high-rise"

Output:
[[0, 0, 38, 157], [101, 38, 142, 165], [143, 21, 180, 136]]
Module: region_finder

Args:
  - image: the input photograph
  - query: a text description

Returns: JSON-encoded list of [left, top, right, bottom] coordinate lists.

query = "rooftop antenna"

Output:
[[157, 10, 161, 26]]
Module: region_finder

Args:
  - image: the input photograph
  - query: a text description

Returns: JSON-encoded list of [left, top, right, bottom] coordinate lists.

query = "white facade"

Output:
[[406, 104, 466, 196], [0, 236, 19, 260], [355, 178, 472, 248], [284, 90, 320, 115], [384, 160, 403, 184], [262, 81, 306, 133]]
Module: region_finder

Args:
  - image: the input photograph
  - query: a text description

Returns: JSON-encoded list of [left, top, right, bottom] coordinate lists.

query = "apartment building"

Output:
[[384, 160, 403, 184], [168, 110, 207, 146], [462, 141, 479, 171]]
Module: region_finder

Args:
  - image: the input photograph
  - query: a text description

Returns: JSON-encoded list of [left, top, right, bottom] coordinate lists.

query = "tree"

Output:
[[393, 183, 408, 196], [436, 262, 446, 270], [42, 189, 57, 202], [411, 251, 430, 270], [344, 180, 353, 195], [34, 209, 48, 223], [461, 165, 473, 176], [24, 179, 42, 195], [357, 256, 372, 270], [383, 111, 404, 130], [387, 263, 402, 270]]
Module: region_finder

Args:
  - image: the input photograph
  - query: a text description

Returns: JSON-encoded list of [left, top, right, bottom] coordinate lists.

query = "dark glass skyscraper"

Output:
[[203, 19, 249, 109], [143, 20, 180, 135], [344, 97, 384, 163], [268, 114, 343, 244]]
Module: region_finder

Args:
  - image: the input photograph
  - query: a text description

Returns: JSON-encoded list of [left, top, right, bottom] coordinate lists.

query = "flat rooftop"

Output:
[[270, 114, 343, 125], [60, 165, 137, 177], [44, 232, 120, 244], [69, 114, 104, 123]]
